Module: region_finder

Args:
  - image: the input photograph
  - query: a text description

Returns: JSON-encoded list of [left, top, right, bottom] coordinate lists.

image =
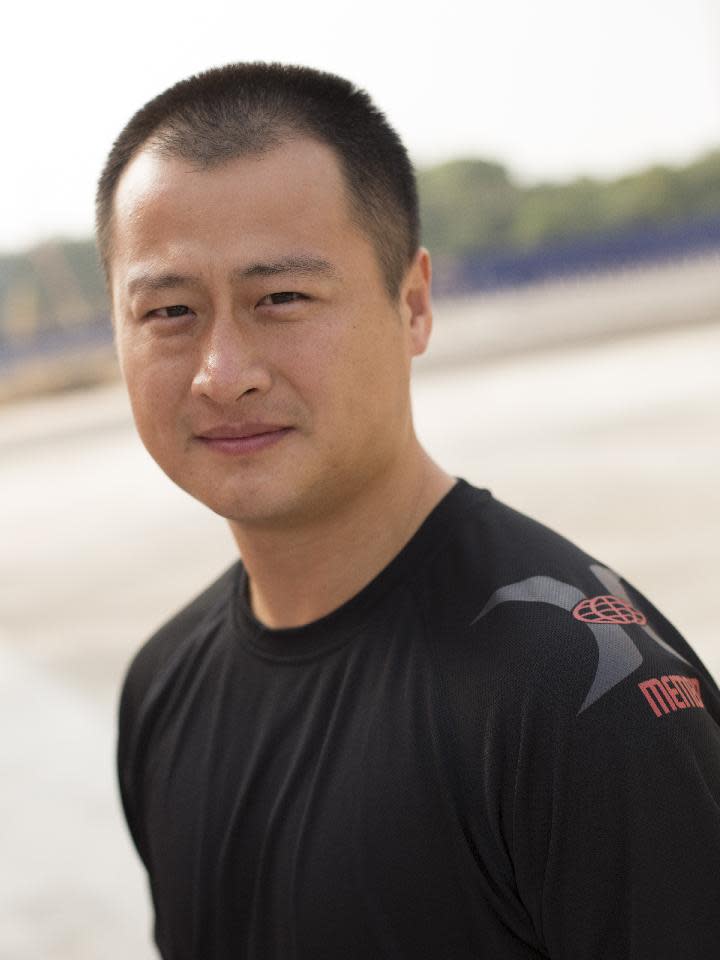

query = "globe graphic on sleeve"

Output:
[[572, 595, 648, 625]]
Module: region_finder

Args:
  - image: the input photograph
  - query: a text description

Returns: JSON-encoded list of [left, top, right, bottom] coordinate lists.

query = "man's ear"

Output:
[[399, 247, 433, 358]]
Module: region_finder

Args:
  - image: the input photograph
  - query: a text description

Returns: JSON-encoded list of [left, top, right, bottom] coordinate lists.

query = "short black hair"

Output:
[[95, 62, 420, 297]]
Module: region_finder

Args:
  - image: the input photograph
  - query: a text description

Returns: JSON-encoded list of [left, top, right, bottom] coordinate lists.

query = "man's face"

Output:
[[110, 138, 430, 529]]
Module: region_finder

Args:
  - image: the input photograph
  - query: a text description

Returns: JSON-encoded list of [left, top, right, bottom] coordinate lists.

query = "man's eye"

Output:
[[259, 292, 306, 306], [148, 305, 192, 318]]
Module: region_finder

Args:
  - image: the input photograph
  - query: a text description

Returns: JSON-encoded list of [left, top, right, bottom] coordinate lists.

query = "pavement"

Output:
[[1, 256, 719, 958]]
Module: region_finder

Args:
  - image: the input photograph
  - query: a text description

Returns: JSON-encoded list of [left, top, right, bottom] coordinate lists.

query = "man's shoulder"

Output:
[[423, 485, 718, 719], [119, 561, 240, 712], [420, 485, 608, 689], [430, 484, 602, 603]]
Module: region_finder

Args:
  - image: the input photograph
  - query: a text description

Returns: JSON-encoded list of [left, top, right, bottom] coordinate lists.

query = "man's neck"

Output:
[[229, 449, 455, 629]]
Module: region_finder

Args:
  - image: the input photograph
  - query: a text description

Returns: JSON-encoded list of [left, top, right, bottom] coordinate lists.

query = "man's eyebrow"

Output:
[[126, 272, 202, 297], [125, 256, 339, 297], [234, 255, 339, 280]]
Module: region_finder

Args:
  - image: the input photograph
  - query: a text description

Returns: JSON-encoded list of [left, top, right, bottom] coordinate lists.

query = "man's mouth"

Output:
[[194, 423, 294, 454]]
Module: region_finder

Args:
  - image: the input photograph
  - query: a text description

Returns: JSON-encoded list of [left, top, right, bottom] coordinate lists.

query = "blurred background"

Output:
[[1, 0, 719, 956]]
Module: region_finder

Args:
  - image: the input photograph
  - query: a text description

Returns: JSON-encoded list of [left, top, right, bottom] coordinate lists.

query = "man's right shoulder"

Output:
[[120, 560, 240, 710]]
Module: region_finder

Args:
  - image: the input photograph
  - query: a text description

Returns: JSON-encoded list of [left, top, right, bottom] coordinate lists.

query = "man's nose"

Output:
[[191, 315, 273, 404]]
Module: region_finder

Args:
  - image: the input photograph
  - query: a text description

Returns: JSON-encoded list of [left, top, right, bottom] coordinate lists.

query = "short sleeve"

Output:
[[511, 654, 720, 959]]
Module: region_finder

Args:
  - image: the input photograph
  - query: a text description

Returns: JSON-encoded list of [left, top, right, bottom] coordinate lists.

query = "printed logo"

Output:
[[638, 675, 705, 718], [472, 564, 694, 714], [572, 595, 647, 626]]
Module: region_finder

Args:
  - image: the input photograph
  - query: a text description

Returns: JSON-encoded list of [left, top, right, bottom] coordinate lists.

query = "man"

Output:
[[98, 63, 720, 959]]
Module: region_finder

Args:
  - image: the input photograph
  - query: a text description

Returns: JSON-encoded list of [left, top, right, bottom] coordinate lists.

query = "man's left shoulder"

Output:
[[421, 486, 622, 638], [420, 487, 720, 723]]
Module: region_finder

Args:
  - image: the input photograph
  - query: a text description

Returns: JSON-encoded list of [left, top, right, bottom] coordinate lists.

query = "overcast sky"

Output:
[[3, 0, 718, 253]]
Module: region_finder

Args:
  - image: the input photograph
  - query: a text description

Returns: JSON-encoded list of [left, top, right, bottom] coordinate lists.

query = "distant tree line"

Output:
[[417, 148, 720, 256]]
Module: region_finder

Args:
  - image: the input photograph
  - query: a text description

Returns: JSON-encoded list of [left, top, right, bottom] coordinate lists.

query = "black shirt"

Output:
[[118, 481, 720, 958]]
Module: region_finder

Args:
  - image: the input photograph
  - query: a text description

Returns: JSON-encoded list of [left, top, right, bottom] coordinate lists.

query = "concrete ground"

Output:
[[1, 258, 719, 958]]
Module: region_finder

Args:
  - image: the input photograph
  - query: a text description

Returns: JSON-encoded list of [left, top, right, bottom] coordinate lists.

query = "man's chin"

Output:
[[194, 486, 307, 531]]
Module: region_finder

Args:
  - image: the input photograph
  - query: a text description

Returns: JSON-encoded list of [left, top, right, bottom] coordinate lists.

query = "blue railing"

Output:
[[0, 314, 112, 373], [431, 213, 720, 297]]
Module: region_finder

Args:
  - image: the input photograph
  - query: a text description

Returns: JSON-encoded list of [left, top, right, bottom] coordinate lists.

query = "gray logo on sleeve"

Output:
[[472, 565, 690, 713]]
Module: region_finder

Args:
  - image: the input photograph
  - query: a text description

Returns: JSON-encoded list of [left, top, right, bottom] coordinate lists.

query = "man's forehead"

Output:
[[107, 136, 389, 299], [109, 137, 360, 270], [114, 136, 348, 209]]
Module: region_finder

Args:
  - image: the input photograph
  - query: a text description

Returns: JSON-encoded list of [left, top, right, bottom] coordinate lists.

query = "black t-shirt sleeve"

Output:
[[117, 638, 159, 870], [445, 501, 720, 959], [115, 564, 238, 871], [506, 614, 720, 958]]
